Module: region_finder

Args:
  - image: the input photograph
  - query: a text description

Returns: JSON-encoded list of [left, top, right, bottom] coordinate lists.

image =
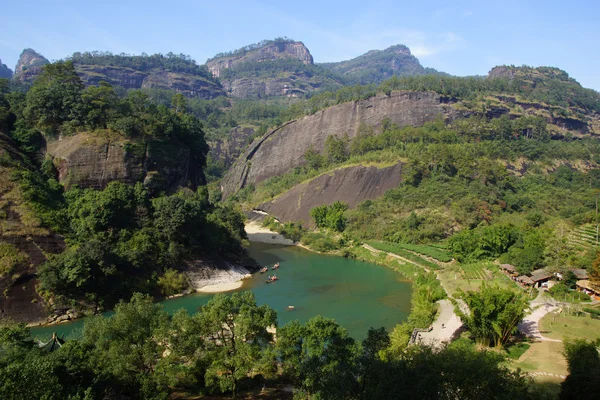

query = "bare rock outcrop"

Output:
[[13, 48, 49, 83], [222, 91, 456, 197], [185, 259, 253, 291], [258, 163, 403, 225], [46, 133, 205, 191], [206, 40, 313, 78], [76, 65, 225, 99]]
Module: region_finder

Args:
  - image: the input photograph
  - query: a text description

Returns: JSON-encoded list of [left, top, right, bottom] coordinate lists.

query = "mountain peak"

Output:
[[206, 38, 313, 78], [14, 48, 49, 82]]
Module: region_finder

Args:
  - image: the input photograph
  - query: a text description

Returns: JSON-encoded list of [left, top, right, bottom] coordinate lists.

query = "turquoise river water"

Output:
[[30, 242, 412, 340]]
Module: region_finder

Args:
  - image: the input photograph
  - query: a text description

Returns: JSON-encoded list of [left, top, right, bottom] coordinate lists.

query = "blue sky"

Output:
[[1, 0, 599, 90]]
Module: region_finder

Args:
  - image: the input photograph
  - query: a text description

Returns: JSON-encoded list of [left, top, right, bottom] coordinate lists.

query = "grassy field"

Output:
[[539, 312, 600, 341], [510, 341, 567, 376]]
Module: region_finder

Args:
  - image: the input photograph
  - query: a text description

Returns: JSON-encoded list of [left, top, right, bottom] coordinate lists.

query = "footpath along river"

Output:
[[30, 242, 412, 340]]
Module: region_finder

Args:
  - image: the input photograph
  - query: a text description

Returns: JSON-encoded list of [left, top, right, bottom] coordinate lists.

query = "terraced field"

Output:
[[568, 224, 600, 250]]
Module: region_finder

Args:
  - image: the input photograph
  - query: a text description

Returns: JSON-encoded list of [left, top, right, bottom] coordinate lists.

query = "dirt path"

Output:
[[417, 299, 463, 346], [361, 243, 466, 346], [518, 292, 562, 342]]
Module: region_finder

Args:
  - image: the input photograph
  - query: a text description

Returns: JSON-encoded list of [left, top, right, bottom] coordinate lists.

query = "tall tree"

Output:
[[198, 291, 277, 397], [456, 284, 530, 347]]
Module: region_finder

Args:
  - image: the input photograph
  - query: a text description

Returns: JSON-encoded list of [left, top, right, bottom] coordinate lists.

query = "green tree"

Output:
[[456, 284, 530, 347], [560, 339, 600, 400], [277, 316, 357, 399], [23, 61, 85, 135], [198, 292, 276, 397]]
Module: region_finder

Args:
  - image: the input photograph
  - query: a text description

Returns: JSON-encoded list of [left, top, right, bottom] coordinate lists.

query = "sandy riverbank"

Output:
[[197, 280, 245, 293], [245, 221, 295, 245]]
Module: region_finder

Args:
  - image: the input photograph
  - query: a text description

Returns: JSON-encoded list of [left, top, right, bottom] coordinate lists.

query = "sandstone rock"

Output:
[[56, 314, 71, 323], [222, 91, 457, 197], [208, 126, 256, 169], [258, 163, 403, 225], [206, 40, 313, 78], [46, 133, 205, 191], [13, 48, 49, 83]]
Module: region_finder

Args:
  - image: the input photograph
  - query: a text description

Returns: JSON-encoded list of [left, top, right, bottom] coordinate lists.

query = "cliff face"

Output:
[[206, 40, 314, 78], [208, 126, 256, 169], [0, 59, 12, 79], [12, 48, 225, 98], [258, 163, 403, 225], [205, 40, 333, 99], [46, 133, 205, 191], [76, 65, 225, 99], [222, 91, 456, 197], [0, 133, 65, 324], [13, 48, 49, 83]]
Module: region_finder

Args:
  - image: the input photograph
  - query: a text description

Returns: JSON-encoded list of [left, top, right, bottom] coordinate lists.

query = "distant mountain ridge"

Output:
[[203, 39, 447, 98], [0, 59, 12, 79], [319, 44, 447, 85], [12, 49, 224, 99]]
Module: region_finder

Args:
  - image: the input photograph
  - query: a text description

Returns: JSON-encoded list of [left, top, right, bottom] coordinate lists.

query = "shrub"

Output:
[[157, 269, 188, 297]]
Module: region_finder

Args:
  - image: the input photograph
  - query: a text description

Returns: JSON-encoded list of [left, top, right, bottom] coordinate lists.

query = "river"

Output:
[[30, 242, 412, 340]]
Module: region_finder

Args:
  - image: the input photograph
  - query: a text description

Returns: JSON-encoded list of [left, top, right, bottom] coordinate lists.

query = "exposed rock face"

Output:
[[206, 40, 314, 78], [222, 91, 457, 197], [184, 259, 254, 291], [0, 133, 65, 324], [13, 48, 49, 82], [209, 126, 256, 169], [205, 40, 332, 99], [0, 235, 65, 324], [258, 163, 403, 225], [46, 133, 205, 191], [0, 59, 12, 79], [12, 48, 224, 98], [76, 65, 225, 99], [221, 72, 340, 98]]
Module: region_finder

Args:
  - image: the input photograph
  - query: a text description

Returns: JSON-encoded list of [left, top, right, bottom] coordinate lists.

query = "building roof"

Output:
[[530, 269, 552, 282], [569, 268, 589, 280], [518, 275, 534, 285], [500, 264, 517, 272], [576, 280, 600, 294]]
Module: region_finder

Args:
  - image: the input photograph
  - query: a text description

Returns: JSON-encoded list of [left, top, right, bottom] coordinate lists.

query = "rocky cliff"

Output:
[[12, 49, 225, 98], [208, 126, 256, 169], [258, 163, 403, 225], [46, 133, 205, 191], [0, 133, 65, 324], [0, 59, 12, 79], [13, 48, 49, 83], [221, 91, 456, 197], [76, 64, 224, 99], [206, 40, 314, 78], [205, 39, 342, 98]]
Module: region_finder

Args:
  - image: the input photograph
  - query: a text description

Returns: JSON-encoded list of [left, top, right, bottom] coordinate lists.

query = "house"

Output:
[[570, 268, 588, 280], [500, 264, 518, 276], [518, 275, 534, 286], [530, 269, 553, 288], [576, 280, 600, 300]]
